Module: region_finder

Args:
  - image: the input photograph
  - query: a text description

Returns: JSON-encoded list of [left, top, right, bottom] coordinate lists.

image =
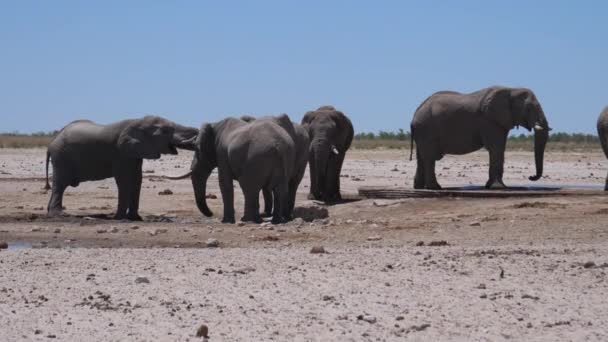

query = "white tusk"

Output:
[[331, 146, 339, 155], [534, 124, 544, 131]]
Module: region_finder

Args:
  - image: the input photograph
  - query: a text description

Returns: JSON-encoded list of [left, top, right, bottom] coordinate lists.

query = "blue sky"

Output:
[[1, 1, 607, 134]]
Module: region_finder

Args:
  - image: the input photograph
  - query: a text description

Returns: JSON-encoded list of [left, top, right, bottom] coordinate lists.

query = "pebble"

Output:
[[130, 225, 140, 230], [367, 236, 382, 241], [357, 314, 377, 324], [110, 227, 119, 233], [196, 324, 209, 338], [206, 238, 220, 248], [237, 222, 246, 227], [149, 229, 168, 236], [96, 229, 107, 234], [310, 246, 326, 254], [583, 261, 596, 268], [469, 221, 481, 227], [53, 228, 61, 234], [135, 277, 150, 284], [158, 189, 173, 195], [0, 241, 8, 249]]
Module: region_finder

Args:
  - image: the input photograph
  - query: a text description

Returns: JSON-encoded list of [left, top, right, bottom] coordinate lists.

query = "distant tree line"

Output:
[[355, 130, 599, 143], [0, 130, 59, 137]]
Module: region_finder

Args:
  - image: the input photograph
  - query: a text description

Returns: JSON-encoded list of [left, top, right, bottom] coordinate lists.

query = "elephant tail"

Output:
[[44, 151, 51, 190], [409, 126, 415, 161]]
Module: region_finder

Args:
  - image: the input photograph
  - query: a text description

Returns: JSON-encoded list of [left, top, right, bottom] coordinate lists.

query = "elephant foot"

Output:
[[261, 211, 273, 218], [307, 193, 322, 201], [425, 183, 442, 190], [114, 213, 128, 220], [127, 213, 143, 221], [222, 216, 236, 224], [47, 208, 63, 217], [271, 216, 286, 225], [485, 180, 507, 189], [241, 214, 263, 224]]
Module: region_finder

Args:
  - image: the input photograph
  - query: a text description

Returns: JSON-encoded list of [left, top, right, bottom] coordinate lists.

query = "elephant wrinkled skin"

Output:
[[410, 86, 550, 189], [45, 115, 198, 220]]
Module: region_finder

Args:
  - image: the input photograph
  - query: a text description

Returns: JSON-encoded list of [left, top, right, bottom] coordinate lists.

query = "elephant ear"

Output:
[[480, 88, 513, 130], [118, 121, 161, 159], [197, 123, 217, 164]]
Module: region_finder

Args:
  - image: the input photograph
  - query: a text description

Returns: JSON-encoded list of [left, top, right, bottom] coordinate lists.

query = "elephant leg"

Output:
[[414, 149, 425, 189], [262, 187, 273, 217], [218, 168, 236, 224], [327, 153, 345, 201], [423, 159, 441, 190], [241, 187, 262, 223], [483, 132, 507, 189], [605, 171, 608, 191], [272, 181, 288, 224], [307, 157, 318, 200], [127, 159, 143, 221], [47, 167, 68, 216]]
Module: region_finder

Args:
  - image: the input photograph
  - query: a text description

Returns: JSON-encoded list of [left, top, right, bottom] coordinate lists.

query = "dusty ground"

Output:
[[1, 148, 608, 341]]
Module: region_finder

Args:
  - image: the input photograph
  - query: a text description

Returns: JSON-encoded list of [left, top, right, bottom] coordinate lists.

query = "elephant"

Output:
[[301, 106, 354, 202], [239, 115, 310, 219], [596, 106, 608, 190], [184, 115, 296, 224], [45, 115, 198, 220], [410, 86, 550, 189]]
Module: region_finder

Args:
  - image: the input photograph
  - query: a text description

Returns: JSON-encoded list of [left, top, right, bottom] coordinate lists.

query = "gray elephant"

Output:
[[45, 115, 198, 220], [301, 106, 354, 202], [596, 106, 608, 190], [410, 86, 550, 189], [240, 115, 310, 219], [185, 115, 296, 224]]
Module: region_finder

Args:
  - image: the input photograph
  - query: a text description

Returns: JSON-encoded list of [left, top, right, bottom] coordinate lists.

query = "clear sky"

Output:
[[1, 1, 607, 134]]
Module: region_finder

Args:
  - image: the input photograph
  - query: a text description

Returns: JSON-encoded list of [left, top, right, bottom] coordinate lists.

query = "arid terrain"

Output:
[[2, 148, 608, 341]]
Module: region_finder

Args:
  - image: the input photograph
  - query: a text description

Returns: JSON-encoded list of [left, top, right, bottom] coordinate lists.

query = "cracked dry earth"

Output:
[[1, 148, 608, 341]]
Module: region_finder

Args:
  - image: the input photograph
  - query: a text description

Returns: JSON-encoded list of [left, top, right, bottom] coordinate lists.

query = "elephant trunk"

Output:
[[191, 164, 213, 217], [529, 127, 548, 181], [172, 124, 199, 151], [312, 139, 331, 200]]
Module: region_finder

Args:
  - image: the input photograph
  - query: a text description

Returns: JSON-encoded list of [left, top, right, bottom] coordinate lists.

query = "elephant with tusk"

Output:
[[45, 115, 198, 220], [410, 86, 550, 189]]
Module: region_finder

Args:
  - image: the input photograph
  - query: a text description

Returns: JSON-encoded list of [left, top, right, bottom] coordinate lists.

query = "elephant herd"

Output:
[[45, 106, 353, 223], [43, 85, 608, 223]]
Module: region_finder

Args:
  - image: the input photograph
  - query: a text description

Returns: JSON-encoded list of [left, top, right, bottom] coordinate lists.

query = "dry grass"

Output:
[[0, 135, 54, 148], [352, 139, 602, 152]]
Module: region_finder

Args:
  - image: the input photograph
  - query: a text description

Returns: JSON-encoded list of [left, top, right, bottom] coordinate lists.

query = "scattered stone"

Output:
[[15, 205, 24, 209], [206, 193, 217, 199], [196, 324, 209, 338], [53, 228, 61, 234], [310, 246, 326, 254], [110, 226, 119, 233], [522, 294, 540, 300], [477, 284, 487, 290], [96, 229, 107, 234], [130, 225, 140, 230], [206, 238, 220, 248], [237, 222, 246, 227], [357, 314, 377, 324], [583, 261, 596, 268], [469, 221, 481, 227], [410, 323, 431, 332], [322, 295, 335, 301], [149, 229, 168, 236], [0, 241, 8, 249], [33, 206, 44, 211], [135, 277, 150, 284], [396, 316, 404, 321], [428, 240, 449, 247], [158, 189, 173, 195], [367, 236, 382, 241], [415, 241, 425, 247], [293, 205, 329, 222]]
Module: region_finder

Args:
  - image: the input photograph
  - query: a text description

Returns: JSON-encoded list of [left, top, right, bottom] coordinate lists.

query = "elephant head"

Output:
[[117, 115, 198, 159], [482, 87, 550, 181], [190, 123, 217, 217], [301, 106, 353, 201]]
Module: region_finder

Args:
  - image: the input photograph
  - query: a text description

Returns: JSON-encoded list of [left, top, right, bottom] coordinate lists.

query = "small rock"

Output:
[[237, 222, 246, 227], [293, 205, 329, 222], [53, 228, 61, 234], [0, 241, 8, 249], [196, 324, 209, 338], [583, 261, 596, 268], [469, 221, 481, 227], [15, 205, 24, 209], [130, 225, 140, 230], [158, 189, 173, 195], [367, 236, 382, 241], [477, 283, 487, 289], [96, 229, 107, 234], [396, 316, 404, 321], [149, 229, 168, 236], [415, 241, 425, 246], [310, 246, 326, 254], [33, 206, 44, 211], [135, 277, 150, 284], [357, 314, 377, 324], [206, 193, 217, 199], [110, 226, 119, 233], [428, 240, 449, 246], [206, 238, 220, 248]]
